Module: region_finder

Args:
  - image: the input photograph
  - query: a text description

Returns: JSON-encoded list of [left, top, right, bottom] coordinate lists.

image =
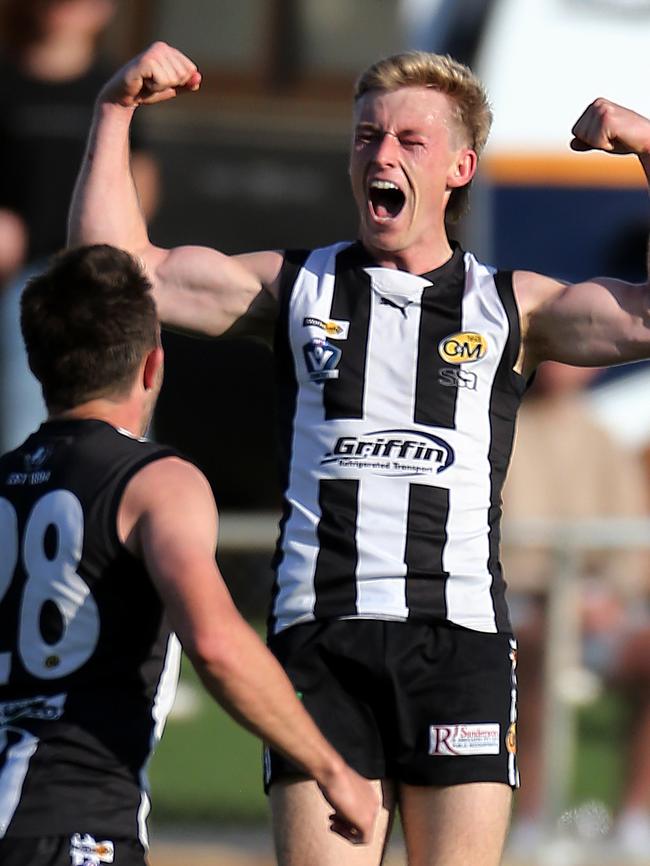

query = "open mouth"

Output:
[[368, 179, 406, 221]]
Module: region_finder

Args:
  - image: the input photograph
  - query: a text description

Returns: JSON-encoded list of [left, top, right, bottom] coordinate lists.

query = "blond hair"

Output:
[[355, 52, 492, 221]]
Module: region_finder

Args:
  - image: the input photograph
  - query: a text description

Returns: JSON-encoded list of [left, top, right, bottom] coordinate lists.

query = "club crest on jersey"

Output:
[[23, 445, 52, 471], [302, 316, 349, 340], [429, 723, 501, 756], [438, 332, 488, 364], [69, 834, 114, 865], [321, 429, 454, 477], [303, 338, 342, 382]]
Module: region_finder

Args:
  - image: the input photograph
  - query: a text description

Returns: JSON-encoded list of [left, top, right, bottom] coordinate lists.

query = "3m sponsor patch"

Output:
[[429, 723, 501, 756], [438, 332, 488, 364], [302, 316, 350, 340]]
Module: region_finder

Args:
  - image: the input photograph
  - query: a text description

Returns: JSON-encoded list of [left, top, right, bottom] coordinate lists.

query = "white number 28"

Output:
[[0, 490, 100, 684]]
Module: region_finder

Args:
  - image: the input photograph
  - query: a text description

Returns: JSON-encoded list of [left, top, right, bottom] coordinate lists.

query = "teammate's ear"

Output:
[[143, 347, 164, 391]]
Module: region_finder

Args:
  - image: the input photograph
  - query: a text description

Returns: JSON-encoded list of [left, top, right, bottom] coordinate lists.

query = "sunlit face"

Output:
[[349, 86, 476, 264]]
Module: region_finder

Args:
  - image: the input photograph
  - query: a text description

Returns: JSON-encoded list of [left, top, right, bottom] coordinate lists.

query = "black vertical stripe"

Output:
[[269, 249, 312, 634], [487, 269, 526, 633], [313, 479, 359, 618], [405, 483, 450, 619], [414, 247, 466, 429], [323, 244, 372, 421]]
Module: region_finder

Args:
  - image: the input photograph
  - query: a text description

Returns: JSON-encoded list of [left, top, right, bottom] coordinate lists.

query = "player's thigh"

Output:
[[399, 781, 512, 866], [0, 835, 146, 865], [270, 778, 395, 866]]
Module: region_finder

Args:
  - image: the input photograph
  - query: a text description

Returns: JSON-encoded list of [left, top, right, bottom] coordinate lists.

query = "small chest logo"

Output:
[[302, 317, 349, 340], [438, 332, 488, 365], [303, 338, 342, 382]]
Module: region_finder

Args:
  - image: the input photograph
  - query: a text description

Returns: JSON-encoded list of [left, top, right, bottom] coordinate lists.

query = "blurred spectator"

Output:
[[503, 361, 650, 859], [0, 0, 159, 451]]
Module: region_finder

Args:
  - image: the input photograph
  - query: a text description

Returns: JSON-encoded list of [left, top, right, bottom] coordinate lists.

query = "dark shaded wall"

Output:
[[149, 129, 356, 511]]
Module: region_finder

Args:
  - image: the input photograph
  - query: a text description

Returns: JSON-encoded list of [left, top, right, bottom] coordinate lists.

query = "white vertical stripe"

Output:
[[274, 243, 352, 632], [444, 254, 509, 632], [0, 727, 38, 837], [354, 274, 428, 616], [137, 633, 181, 847], [356, 476, 409, 615]]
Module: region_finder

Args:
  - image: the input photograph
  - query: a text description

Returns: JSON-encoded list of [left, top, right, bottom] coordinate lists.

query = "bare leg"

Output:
[[399, 782, 512, 866], [270, 778, 395, 866]]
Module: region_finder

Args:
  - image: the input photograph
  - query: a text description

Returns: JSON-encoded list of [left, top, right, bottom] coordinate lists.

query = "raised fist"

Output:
[[99, 41, 201, 108], [571, 98, 650, 156]]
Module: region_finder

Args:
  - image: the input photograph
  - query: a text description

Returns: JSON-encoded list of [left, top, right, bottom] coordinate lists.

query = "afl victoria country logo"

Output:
[[438, 332, 487, 364]]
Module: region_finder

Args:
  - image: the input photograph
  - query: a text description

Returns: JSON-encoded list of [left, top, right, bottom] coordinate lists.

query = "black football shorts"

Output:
[[265, 618, 519, 790], [0, 835, 146, 866]]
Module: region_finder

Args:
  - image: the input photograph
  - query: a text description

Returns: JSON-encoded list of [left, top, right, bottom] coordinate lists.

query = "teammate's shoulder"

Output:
[[127, 453, 211, 499]]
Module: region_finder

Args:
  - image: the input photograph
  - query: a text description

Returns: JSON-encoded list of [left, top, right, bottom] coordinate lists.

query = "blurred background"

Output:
[[1, 1, 650, 864]]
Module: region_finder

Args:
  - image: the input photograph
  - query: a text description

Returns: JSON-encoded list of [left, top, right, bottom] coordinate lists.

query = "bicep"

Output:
[[142, 244, 284, 338], [518, 270, 650, 369]]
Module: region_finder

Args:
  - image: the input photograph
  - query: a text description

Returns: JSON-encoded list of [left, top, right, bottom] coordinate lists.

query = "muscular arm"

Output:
[[68, 42, 283, 338], [516, 99, 650, 375], [118, 457, 378, 843]]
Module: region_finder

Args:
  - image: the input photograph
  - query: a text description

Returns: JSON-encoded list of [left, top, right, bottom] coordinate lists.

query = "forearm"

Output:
[[188, 619, 345, 786], [68, 101, 150, 255]]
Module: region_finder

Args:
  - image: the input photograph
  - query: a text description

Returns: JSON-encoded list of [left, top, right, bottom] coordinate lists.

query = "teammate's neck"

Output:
[[49, 399, 146, 439]]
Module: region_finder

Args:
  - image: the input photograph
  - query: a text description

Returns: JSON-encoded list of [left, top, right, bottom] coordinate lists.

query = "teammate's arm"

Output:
[[118, 456, 379, 844], [515, 99, 650, 375], [68, 42, 283, 338]]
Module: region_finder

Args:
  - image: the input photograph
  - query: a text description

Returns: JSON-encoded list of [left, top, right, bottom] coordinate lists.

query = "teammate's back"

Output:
[[0, 418, 178, 840]]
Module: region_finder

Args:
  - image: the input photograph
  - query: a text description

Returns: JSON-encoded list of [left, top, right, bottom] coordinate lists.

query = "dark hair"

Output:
[[21, 244, 158, 412]]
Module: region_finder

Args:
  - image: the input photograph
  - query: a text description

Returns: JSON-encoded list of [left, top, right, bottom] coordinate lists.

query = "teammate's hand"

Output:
[[99, 42, 201, 109], [317, 765, 380, 845], [570, 98, 650, 156]]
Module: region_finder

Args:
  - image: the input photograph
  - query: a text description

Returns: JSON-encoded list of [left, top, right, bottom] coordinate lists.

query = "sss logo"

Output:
[[438, 331, 487, 365], [303, 338, 341, 382]]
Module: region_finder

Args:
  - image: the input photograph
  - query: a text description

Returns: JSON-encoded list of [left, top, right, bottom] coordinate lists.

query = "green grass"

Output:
[[571, 691, 628, 809], [149, 656, 631, 826]]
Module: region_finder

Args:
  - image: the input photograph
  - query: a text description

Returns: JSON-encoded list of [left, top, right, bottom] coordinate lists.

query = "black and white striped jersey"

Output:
[[0, 419, 179, 844], [270, 242, 526, 636]]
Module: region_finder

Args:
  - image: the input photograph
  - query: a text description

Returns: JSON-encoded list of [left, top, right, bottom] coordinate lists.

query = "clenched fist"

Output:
[[570, 98, 650, 156], [99, 42, 201, 108]]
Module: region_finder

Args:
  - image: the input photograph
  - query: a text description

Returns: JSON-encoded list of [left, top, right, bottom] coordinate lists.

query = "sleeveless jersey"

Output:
[[0, 419, 179, 844], [269, 242, 526, 636]]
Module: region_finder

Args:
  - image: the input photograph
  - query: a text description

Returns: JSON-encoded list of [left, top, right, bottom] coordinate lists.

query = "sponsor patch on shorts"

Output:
[[429, 723, 501, 756], [69, 833, 114, 865]]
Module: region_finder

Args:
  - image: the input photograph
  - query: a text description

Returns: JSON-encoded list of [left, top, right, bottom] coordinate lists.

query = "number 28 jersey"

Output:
[[270, 242, 526, 636], [0, 419, 178, 842]]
